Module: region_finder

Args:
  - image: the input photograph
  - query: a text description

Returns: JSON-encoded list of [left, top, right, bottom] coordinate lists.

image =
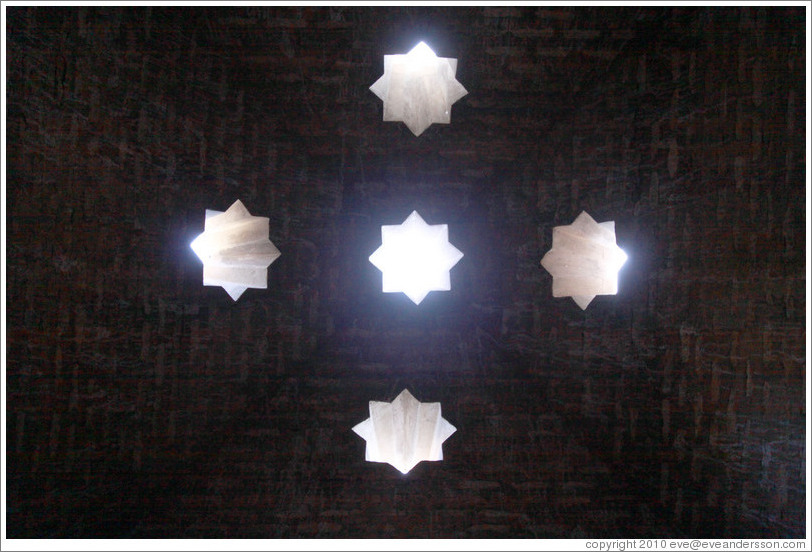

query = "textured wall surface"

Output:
[[5, 6, 806, 538]]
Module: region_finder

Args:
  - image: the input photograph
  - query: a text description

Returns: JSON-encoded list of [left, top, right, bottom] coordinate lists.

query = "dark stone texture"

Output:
[[5, 6, 806, 538]]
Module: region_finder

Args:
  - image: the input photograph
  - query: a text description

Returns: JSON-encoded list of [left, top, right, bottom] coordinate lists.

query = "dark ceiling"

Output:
[[4, 5, 807, 540]]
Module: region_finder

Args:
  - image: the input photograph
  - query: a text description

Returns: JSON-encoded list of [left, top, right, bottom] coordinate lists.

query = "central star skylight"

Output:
[[368, 210, 464, 305]]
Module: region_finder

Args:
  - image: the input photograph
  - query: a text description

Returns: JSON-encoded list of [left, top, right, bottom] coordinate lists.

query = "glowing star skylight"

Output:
[[190, 199, 281, 301], [369, 41, 468, 136], [352, 389, 457, 475], [368, 210, 464, 305], [540, 211, 628, 310]]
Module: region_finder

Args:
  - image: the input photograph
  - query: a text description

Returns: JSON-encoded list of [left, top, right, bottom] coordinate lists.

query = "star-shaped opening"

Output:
[[370, 41, 468, 136], [540, 211, 628, 309], [353, 389, 456, 475], [190, 199, 280, 301], [369, 210, 464, 305]]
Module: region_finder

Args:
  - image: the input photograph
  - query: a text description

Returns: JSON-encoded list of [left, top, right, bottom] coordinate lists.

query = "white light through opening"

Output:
[[353, 389, 457, 475], [190, 199, 281, 301], [369, 210, 464, 305], [540, 211, 628, 310], [369, 41, 468, 136]]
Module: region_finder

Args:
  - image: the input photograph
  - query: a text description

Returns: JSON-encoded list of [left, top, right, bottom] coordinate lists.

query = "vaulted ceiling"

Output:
[[5, 5, 807, 539]]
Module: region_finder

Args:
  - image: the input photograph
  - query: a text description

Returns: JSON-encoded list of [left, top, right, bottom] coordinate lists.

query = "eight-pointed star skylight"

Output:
[[540, 211, 628, 310], [190, 199, 281, 301], [370, 41, 468, 136], [353, 389, 457, 475], [368, 210, 464, 305]]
